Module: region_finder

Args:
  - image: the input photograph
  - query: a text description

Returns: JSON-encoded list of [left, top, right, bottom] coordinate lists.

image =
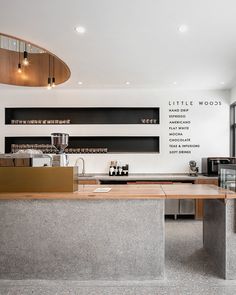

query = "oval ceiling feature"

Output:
[[0, 33, 70, 87]]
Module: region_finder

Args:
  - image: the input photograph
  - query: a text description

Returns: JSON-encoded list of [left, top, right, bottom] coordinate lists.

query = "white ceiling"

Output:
[[1, 0, 236, 90]]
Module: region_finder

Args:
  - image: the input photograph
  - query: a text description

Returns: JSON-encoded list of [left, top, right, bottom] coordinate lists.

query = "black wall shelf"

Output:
[[5, 136, 160, 154], [5, 107, 160, 125]]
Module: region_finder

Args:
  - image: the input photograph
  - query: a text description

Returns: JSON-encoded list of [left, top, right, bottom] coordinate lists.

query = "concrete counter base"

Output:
[[203, 199, 236, 279], [0, 199, 164, 281]]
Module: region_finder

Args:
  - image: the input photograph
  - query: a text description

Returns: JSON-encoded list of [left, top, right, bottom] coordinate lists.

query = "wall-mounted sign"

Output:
[[168, 100, 223, 155]]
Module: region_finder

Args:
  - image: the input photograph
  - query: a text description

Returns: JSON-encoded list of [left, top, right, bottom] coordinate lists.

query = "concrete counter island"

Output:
[[0, 184, 235, 281]]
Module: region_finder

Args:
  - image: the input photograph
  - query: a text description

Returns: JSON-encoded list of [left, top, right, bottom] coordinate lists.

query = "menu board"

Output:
[[168, 100, 222, 155]]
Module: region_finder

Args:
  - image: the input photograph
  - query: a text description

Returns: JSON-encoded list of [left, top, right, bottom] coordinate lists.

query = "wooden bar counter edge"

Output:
[[0, 184, 234, 200]]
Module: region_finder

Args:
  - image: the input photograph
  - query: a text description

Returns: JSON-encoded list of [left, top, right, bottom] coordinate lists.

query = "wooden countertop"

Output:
[[0, 184, 234, 200], [162, 184, 232, 199], [79, 173, 218, 181]]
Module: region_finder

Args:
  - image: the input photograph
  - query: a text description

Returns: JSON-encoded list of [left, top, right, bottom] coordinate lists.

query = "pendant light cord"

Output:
[[49, 55, 51, 78], [18, 41, 21, 63], [53, 56, 55, 77]]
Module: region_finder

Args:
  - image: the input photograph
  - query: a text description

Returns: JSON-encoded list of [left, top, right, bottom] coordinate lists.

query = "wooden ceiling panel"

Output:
[[0, 34, 70, 87]]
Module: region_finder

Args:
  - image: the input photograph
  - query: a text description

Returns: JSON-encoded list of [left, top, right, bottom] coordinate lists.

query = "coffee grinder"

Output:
[[51, 133, 69, 166], [189, 160, 199, 177]]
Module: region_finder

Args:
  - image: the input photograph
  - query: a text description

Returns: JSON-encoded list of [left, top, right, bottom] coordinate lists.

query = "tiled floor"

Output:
[[1, 220, 236, 295]]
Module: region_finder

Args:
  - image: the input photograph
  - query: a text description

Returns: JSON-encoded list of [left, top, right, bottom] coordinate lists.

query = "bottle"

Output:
[[118, 166, 123, 176], [109, 165, 114, 176], [122, 166, 126, 176], [123, 164, 129, 176], [114, 165, 118, 176]]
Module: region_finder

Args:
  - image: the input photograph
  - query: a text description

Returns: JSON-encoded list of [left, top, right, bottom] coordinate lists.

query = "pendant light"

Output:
[[17, 40, 22, 73], [52, 56, 56, 88], [22, 43, 29, 66], [47, 54, 52, 90], [0, 32, 70, 87]]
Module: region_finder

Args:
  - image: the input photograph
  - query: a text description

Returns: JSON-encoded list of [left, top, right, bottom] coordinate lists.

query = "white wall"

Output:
[[0, 87, 230, 173], [231, 86, 236, 104]]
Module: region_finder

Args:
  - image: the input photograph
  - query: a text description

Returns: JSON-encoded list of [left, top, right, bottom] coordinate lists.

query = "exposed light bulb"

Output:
[[22, 51, 29, 66], [17, 63, 22, 74], [47, 77, 52, 90], [23, 59, 29, 66], [52, 77, 56, 88]]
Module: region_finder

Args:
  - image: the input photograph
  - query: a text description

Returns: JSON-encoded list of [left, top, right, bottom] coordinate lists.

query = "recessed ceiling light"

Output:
[[75, 26, 86, 34], [220, 81, 225, 85], [125, 81, 130, 85], [173, 81, 177, 85], [78, 81, 83, 85], [178, 24, 189, 33]]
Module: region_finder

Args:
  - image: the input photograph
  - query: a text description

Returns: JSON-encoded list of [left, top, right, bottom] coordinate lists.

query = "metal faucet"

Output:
[[75, 157, 85, 176]]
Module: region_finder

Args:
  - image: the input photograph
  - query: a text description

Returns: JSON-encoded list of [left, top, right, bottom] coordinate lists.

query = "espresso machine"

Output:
[[51, 133, 69, 166]]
